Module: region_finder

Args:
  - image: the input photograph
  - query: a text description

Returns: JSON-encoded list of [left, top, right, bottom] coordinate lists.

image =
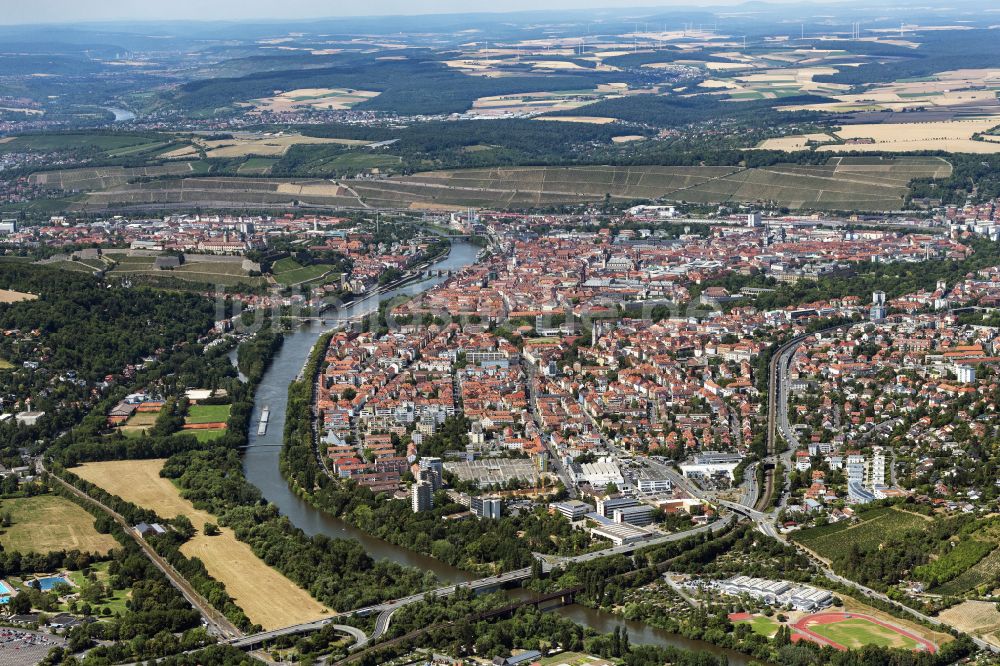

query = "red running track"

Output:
[[792, 611, 936, 653]]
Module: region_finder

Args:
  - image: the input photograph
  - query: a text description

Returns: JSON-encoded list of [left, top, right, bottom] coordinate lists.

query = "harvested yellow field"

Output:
[[819, 118, 1000, 153], [526, 60, 587, 70], [199, 133, 368, 158], [0, 289, 38, 303], [73, 459, 330, 630], [0, 494, 118, 555], [758, 133, 835, 150], [612, 135, 645, 143], [781, 68, 1000, 113], [702, 62, 751, 71], [700, 79, 740, 89], [536, 116, 617, 124], [275, 182, 345, 197], [161, 145, 200, 159], [939, 601, 1000, 648], [248, 88, 380, 113]]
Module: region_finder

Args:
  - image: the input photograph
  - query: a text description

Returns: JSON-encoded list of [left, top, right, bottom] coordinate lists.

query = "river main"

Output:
[[239, 240, 750, 664]]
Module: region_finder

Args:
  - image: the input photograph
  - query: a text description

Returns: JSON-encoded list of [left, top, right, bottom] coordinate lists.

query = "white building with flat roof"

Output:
[[714, 576, 833, 611]]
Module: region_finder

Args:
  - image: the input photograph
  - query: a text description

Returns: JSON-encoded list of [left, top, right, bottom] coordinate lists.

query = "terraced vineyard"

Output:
[[792, 506, 930, 561], [352, 165, 739, 208], [78, 177, 365, 210], [73, 157, 951, 212], [29, 162, 203, 191], [675, 157, 952, 211]]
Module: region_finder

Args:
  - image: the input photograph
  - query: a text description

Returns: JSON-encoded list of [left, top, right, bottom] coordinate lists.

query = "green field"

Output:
[[0, 133, 163, 155], [185, 403, 232, 424], [793, 506, 929, 561], [272, 259, 337, 286], [0, 494, 117, 554], [70, 156, 952, 213], [739, 615, 779, 637], [238, 157, 278, 175], [0, 359, 13, 370], [807, 618, 922, 650], [65, 562, 131, 615], [105, 255, 266, 288], [30, 163, 199, 191], [187, 428, 228, 442], [78, 176, 364, 211]]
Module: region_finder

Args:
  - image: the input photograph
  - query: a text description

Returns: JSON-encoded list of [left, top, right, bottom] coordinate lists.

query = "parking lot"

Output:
[[444, 459, 542, 486], [0, 628, 65, 666]]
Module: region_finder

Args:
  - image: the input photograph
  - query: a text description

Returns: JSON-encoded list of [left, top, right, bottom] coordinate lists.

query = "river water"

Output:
[[238, 240, 750, 664]]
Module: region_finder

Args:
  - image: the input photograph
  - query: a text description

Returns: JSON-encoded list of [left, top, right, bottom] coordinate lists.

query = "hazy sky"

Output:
[[4, 0, 776, 25]]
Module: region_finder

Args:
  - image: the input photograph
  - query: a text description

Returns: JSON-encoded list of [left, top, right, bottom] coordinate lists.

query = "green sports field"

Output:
[[185, 403, 231, 424], [807, 617, 922, 650]]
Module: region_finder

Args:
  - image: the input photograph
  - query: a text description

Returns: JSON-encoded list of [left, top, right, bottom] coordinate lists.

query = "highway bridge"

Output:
[[224, 566, 536, 651]]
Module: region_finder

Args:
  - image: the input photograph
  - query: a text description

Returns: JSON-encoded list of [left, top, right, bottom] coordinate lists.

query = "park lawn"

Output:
[[271, 257, 303, 273], [188, 429, 227, 442], [740, 615, 780, 638], [808, 618, 921, 650], [185, 404, 231, 424], [72, 459, 331, 630], [0, 494, 117, 555], [65, 563, 131, 616], [273, 263, 336, 286]]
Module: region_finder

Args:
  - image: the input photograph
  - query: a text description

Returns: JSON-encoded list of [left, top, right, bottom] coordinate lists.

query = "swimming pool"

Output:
[[32, 576, 70, 591], [0, 580, 12, 603]]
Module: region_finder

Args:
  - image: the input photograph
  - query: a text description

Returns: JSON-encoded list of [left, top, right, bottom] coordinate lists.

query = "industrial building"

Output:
[[715, 576, 833, 611]]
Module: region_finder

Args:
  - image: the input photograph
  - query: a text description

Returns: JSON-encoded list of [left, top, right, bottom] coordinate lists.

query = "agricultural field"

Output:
[[820, 118, 1000, 154], [237, 157, 278, 175], [245, 88, 381, 113], [933, 545, 1000, 596], [0, 494, 117, 555], [79, 177, 364, 210], [0, 288, 38, 303], [780, 68, 1000, 115], [195, 132, 369, 158], [938, 601, 1000, 648], [72, 459, 330, 629], [71, 157, 951, 214], [0, 133, 166, 156], [700, 65, 850, 101], [29, 162, 202, 191], [468, 83, 630, 117], [792, 505, 930, 562], [677, 156, 950, 210], [535, 115, 618, 124]]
